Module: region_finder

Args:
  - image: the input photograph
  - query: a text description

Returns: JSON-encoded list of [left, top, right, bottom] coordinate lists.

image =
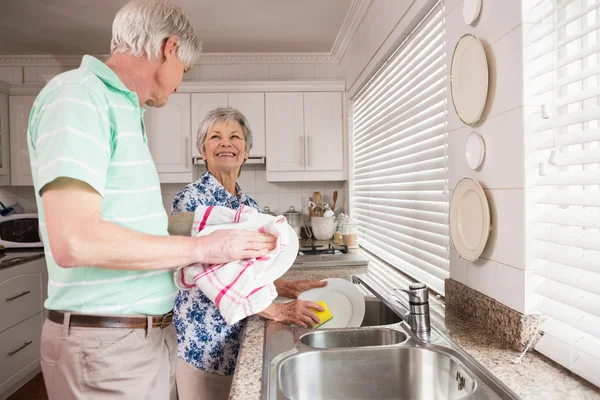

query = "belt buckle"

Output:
[[160, 311, 173, 329]]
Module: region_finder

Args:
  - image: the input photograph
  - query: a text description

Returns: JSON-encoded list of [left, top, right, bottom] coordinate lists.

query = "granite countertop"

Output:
[[229, 266, 600, 400], [0, 249, 45, 270]]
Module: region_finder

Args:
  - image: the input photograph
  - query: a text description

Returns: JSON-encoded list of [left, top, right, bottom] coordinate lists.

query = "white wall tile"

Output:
[[449, 248, 468, 285], [245, 64, 269, 80], [255, 170, 280, 193], [467, 257, 496, 298], [254, 192, 279, 214], [314, 64, 338, 80], [198, 65, 223, 81], [279, 192, 302, 216], [277, 182, 302, 193], [301, 182, 326, 199], [493, 189, 525, 270], [494, 263, 525, 312], [15, 186, 37, 212], [237, 168, 256, 193], [24, 67, 37, 83], [292, 64, 315, 80], [268, 64, 292, 80], [222, 64, 245, 80]]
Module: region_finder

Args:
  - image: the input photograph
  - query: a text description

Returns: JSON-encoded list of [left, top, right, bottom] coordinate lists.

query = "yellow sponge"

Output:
[[313, 300, 333, 328]]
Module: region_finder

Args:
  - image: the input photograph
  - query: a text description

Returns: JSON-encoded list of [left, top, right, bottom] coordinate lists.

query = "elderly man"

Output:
[[28, 1, 275, 399]]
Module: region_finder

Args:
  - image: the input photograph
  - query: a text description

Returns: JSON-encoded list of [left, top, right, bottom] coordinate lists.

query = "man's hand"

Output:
[[194, 229, 277, 264], [275, 279, 328, 299], [261, 300, 324, 328]]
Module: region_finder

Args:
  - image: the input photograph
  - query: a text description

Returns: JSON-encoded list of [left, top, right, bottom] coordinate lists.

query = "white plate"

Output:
[[298, 278, 365, 328], [196, 213, 299, 287], [463, 0, 482, 25], [450, 178, 491, 262], [450, 34, 489, 125], [465, 132, 485, 170]]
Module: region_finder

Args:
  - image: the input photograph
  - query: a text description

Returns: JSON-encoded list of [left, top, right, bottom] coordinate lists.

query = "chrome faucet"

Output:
[[353, 275, 432, 341]]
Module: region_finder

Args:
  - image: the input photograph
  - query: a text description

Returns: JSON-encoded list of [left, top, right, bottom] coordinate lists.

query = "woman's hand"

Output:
[[259, 300, 324, 328], [274, 279, 328, 299]]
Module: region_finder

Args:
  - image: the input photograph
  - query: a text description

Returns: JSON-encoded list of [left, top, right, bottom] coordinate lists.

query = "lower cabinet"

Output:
[[0, 257, 48, 400]]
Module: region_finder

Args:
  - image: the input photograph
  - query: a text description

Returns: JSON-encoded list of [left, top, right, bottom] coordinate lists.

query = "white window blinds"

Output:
[[350, 3, 449, 295], [525, 0, 600, 387]]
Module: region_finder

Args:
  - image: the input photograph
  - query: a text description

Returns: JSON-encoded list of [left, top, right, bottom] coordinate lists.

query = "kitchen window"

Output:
[[525, 0, 600, 386], [349, 2, 449, 295]]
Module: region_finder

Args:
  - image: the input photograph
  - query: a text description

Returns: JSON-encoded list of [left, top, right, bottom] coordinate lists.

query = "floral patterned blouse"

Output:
[[171, 169, 260, 375]]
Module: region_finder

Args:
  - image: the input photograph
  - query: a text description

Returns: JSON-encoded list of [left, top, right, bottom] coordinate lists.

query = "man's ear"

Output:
[[163, 36, 180, 61]]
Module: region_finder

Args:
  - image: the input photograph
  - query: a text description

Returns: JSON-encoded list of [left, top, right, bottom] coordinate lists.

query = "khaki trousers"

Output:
[[175, 358, 233, 400], [40, 317, 177, 400]]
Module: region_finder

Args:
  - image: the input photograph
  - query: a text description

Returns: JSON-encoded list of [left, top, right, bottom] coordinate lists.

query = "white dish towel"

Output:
[[174, 205, 289, 325]]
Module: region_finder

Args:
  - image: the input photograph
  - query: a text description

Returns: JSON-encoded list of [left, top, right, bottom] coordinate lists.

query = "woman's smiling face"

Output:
[[201, 120, 248, 172]]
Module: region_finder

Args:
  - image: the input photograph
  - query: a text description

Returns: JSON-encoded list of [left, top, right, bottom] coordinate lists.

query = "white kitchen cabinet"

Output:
[[266, 92, 343, 181], [0, 93, 10, 185], [191, 93, 266, 159], [9, 95, 36, 186], [0, 256, 47, 400], [144, 93, 192, 183]]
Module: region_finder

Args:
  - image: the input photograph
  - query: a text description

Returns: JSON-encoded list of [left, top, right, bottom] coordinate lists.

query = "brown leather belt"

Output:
[[47, 310, 174, 330]]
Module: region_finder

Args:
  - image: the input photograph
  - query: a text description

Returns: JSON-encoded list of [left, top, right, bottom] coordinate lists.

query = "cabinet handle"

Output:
[[6, 290, 31, 302], [184, 137, 190, 169], [307, 136, 311, 168], [8, 341, 32, 356], [299, 135, 305, 167]]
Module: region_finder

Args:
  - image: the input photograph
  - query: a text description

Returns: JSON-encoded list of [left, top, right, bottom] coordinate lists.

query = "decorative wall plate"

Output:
[[465, 131, 486, 170], [450, 34, 489, 125]]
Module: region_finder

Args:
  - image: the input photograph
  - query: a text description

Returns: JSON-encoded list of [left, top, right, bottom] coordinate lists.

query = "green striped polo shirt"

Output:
[[28, 55, 177, 315]]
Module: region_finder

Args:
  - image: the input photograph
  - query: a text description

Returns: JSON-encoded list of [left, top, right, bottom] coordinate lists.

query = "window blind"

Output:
[[350, 2, 449, 295], [525, 0, 600, 387]]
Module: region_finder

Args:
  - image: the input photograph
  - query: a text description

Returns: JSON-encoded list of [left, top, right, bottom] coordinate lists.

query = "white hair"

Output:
[[111, 0, 202, 67]]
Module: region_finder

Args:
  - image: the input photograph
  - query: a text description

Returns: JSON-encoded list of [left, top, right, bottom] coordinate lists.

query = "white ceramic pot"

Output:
[[311, 216, 337, 240]]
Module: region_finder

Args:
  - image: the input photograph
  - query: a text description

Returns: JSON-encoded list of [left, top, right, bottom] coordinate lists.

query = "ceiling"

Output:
[[0, 0, 355, 56]]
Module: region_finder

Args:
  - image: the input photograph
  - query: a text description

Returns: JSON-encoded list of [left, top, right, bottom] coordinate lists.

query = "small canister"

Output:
[[283, 206, 302, 238], [262, 206, 276, 216], [340, 219, 359, 249]]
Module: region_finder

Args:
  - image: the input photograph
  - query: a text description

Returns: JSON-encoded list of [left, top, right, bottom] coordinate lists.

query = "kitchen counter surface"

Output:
[[0, 249, 45, 271], [229, 268, 600, 400]]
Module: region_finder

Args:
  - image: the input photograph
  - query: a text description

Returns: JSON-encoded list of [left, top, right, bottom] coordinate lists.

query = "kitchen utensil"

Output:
[[450, 34, 489, 125], [463, 0, 482, 25], [332, 191, 338, 211], [298, 278, 365, 328], [196, 213, 300, 286], [283, 206, 302, 238], [465, 132, 486, 170], [449, 178, 491, 261], [313, 192, 321, 206]]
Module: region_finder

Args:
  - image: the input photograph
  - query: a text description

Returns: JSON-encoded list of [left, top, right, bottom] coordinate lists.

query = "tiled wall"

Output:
[[0, 186, 38, 213], [339, 0, 527, 313], [160, 165, 346, 222], [0, 62, 339, 84]]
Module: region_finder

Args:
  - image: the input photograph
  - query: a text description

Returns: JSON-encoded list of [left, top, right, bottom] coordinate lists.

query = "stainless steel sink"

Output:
[[278, 347, 475, 400], [300, 327, 408, 349], [262, 286, 520, 400]]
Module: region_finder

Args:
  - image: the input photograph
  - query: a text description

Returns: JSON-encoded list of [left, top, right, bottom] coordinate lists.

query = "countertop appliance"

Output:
[[292, 244, 369, 268], [0, 214, 43, 249]]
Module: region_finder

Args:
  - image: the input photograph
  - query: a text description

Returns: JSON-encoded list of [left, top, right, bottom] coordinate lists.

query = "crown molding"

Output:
[[0, 2, 369, 67], [178, 80, 345, 93], [330, 0, 372, 60]]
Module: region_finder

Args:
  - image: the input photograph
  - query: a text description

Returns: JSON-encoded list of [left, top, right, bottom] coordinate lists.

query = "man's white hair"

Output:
[[111, 0, 201, 67]]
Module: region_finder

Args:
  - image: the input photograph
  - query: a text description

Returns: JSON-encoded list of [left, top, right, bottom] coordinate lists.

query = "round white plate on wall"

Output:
[[463, 0, 482, 25], [465, 132, 486, 170], [449, 178, 491, 262], [450, 34, 489, 126]]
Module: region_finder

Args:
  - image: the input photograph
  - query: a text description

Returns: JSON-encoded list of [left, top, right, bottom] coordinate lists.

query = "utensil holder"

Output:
[[311, 216, 337, 240]]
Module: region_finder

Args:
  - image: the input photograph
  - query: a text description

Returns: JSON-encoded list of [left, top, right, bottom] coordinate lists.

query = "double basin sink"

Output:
[[262, 287, 520, 399]]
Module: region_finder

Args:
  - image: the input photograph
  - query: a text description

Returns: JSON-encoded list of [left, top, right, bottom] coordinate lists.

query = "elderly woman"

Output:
[[171, 107, 326, 400]]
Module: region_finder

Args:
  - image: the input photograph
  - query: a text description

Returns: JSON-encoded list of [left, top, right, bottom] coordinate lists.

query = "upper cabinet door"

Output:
[[144, 93, 191, 173], [227, 93, 265, 158], [191, 93, 228, 159], [266, 93, 304, 172], [303, 92, 343, 171], [9, 95, 36, 186], [0, 93, 10, 181]]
